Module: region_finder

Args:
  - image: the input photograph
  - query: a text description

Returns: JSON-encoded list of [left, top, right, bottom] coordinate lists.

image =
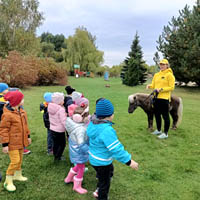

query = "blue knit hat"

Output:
[[96, 99, 114, 118], [43, 92, 52, 103], [0, 83, 9, 93]]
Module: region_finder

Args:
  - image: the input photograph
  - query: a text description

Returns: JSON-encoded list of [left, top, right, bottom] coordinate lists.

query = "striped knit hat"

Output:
[[96, 99, 114, 118]]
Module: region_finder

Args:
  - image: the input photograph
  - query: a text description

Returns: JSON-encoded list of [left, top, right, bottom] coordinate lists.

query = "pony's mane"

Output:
[[128, 93, 149, 103]]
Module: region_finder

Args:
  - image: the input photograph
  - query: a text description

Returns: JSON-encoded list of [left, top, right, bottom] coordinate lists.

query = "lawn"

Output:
[[0, 77, 200, 200]]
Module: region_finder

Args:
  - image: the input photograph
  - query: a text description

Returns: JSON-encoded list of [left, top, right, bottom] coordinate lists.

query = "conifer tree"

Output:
[[157, 0, 200, 86], [121, 33, 147, 86]]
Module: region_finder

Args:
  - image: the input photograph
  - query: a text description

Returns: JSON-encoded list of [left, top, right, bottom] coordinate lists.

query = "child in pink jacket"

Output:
[[48, 92, 66, 161]]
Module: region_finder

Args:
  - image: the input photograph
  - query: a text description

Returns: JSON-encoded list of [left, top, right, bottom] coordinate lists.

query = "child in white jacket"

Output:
[[64, 103, 89, 194]]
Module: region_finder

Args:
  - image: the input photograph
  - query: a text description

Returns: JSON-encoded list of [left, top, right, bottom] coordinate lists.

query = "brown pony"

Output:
[[128, 93, 183, 131]]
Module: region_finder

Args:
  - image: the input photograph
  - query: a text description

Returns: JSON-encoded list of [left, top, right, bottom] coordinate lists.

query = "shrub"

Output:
[[0, 51, 68, 88], [0, 51, 38, 88]]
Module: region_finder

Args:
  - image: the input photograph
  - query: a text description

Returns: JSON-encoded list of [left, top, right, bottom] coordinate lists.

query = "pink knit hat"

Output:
[[68, 104, 78, 117], [75, 97, 89, 107]]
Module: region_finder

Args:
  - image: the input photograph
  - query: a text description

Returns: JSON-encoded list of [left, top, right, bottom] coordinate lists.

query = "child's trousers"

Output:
[[7, 149, 23, 175], [51, 130, 66, 160], [92, 163, 114, 200]]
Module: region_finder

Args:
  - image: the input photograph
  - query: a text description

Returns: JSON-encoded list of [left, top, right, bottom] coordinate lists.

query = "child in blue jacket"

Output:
[[87, 99, 139, 200]]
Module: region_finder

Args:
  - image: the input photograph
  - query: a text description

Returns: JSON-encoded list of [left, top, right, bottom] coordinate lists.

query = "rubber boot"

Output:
[[73, 176, 87, 194], [64, 168, 76, 184], [13, 170, 28, 181], [4, 175, 16, 192]]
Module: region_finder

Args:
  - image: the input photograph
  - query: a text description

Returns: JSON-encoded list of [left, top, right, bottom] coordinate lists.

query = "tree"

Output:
[[40, 32, 66, 62], [157, 0, 200, 86], [121, 33, 147, 86], [0, 0, 44, 57], [64, 27, 104, 72]]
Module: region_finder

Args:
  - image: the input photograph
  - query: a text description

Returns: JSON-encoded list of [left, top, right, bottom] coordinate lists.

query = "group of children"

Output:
[[0, 83, 139, 200]]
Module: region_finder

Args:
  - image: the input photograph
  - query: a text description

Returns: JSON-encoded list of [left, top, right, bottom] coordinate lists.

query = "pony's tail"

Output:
[[176, 97, 183, 127]]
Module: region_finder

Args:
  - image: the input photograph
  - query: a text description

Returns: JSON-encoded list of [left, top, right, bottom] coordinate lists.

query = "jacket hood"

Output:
[[48, 103, 61, 115], [2, 104, 25, 116], [87, 116, 113, 139], [160, 67, 173, 75]]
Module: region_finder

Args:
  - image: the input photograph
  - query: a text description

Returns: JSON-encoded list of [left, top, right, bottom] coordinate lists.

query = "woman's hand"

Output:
[[146, 84, 150, 90]]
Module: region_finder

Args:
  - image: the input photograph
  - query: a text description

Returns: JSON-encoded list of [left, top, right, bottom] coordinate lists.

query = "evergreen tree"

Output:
[[121, 33, 147, 86], [157, 0, 200, 86]]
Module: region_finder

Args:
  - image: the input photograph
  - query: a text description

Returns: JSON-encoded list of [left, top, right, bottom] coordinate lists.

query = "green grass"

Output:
[[0, 77, 200, 200]]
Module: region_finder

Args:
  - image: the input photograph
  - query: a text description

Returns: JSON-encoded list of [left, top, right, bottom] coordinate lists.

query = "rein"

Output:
[[143, 90, 159, 105]]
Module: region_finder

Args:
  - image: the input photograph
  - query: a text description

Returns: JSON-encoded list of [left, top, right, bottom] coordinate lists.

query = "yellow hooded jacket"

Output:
[[149, 68, 175, 101]]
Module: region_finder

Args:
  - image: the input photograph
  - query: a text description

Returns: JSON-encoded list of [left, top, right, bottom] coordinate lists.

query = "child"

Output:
[[40, 92, 53, 155], [64, 85, 75, 113], [48, 92, 66, 161], [72, 91, 84, 104], [64, 104, 89, 194], [0, 91, 31, 192], [0, 83, 9, 120], [87, 99, 139, 199]]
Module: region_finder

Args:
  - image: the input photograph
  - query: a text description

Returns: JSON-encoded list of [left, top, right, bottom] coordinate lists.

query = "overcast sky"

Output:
[[37, 0, 197, 67]]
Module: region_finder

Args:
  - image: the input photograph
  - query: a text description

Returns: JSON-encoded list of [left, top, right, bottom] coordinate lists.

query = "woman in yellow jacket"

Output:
[[146, 59, 175, 139]]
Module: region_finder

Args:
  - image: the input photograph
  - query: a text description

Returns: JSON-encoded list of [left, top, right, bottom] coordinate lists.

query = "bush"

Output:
[[0, 51, 38, 88], [36, 58, 67, 86], [0, 51, 68, 88]]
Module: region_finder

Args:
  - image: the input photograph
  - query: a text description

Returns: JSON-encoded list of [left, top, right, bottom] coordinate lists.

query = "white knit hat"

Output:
[[51, 92, 64, 105], [72, 91, 82, 102]]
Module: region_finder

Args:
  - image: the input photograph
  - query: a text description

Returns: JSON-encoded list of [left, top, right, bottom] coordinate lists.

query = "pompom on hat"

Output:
[[4, 91, 24, 107], [96, 99, 114, 118], [0, 83, 9, 93], [65, 86, 75, 95], [51, 92, 64, 105], [72, 114, 83, 123], [43, 92, 52, 103], [68, 104, 78, 117]]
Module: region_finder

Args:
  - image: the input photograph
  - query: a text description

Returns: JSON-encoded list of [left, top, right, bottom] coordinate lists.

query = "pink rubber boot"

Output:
[[64, 168, 76, 184], [73, 176, 88, 194]]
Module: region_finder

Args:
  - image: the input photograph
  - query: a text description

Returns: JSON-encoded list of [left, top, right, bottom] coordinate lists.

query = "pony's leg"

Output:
[[147, 113, 154, 131], [170, 109, 178, 130]]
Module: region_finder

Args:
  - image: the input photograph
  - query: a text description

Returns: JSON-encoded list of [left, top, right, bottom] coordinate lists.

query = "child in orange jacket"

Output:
[[0, 91, 31, 192]]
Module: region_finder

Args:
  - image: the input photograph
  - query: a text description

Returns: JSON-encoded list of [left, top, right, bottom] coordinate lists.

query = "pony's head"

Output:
[[128, 94, 138, 113]]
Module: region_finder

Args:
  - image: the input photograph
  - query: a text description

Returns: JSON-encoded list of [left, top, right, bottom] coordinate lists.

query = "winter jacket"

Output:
[[64, 96, 74, 113], [0, 104, 30, 150], [65, 117, 89, 164], [87, 117, 131, 166], [40, 102, 50, 129], [149, 68, 175, 100], [48, 103, 66, 132]]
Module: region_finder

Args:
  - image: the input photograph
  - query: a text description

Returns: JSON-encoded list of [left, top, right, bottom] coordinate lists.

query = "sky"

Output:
[[37, 0, 197, 67]]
